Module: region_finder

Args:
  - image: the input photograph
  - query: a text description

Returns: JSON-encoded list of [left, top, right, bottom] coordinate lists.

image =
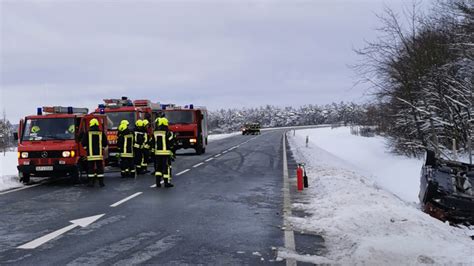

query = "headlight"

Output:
[[190, 138, 197, 143], [21, 152, 29, 159], [62, 151, 71, 158]]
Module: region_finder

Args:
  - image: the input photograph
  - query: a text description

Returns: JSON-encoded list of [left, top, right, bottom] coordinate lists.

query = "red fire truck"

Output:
[[94, 97, 160, 163], [161, 104, 208, 155], [14, 106, 108, 184]]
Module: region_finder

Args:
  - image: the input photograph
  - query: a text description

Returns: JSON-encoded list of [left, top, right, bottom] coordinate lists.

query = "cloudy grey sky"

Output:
[[1, 0, 419, 121]]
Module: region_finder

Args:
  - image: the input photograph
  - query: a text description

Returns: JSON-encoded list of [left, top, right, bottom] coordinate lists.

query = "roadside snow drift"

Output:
[[0, 150, 23, 191], [286, 127, 473, 265]]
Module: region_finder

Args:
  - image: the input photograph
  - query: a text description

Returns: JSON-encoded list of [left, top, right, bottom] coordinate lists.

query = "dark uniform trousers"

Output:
[[134, 131, 146, 174], [154, 155, 171, 184], [118, 131, 135, 178], [121, 157, 135, 177]]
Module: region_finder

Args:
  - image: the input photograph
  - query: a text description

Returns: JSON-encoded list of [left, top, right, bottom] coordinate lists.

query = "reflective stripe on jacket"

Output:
[[120, 133, 134, 157], [86, 131, 103, 161], [153, 130, 173, 156], [134, 131, 146, 149]]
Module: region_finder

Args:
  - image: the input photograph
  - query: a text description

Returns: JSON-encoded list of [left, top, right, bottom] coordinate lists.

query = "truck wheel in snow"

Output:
[[195, 145, 204, 155], [19, 172, 30, 184], [71, 169, 81, 184]]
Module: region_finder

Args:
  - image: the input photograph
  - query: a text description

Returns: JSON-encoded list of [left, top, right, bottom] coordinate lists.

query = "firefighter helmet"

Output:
[[157, 117, 169, 126], [89, 118, 99, 127], [135, 119, 144, 127], [120, 120, 129, 125], [118, 123, 127, 132], [31, 125, 40, 133], [68, 124, 75, 133], [143, 119, 149, 126]]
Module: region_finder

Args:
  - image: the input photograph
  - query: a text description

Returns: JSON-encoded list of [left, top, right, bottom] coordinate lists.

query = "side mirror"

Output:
[[200, 114, 204, 120], [13, 132, 19, 141]]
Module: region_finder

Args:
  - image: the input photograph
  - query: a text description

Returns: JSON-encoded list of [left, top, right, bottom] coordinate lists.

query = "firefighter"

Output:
[[141, 119, 151, 172], [133, 119, 147, 175], [68, 124, 75, 134], [117, 120, 135, 178], [151, 117, 175, 188], [31, 125, 40, 133], [81, 118, 108, 187]]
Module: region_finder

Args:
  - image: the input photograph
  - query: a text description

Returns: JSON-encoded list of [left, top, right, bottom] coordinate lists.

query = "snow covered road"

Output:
[[285, 127, 473, 265]]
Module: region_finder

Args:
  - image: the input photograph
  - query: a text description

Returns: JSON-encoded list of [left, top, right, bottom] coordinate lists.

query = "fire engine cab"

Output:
[[161, 104, 208, 155], [94, 97, 160, 163], [14, 106, 107, 184]]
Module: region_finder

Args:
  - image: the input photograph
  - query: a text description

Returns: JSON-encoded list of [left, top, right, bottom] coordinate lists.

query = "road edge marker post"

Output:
[[296, 164, 304, 191], [303, 164, 309, 188]]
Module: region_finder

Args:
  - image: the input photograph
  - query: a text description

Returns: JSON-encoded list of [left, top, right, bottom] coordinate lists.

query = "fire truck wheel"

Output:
[[19, 172, 30, 184], [71, 169, 81, 184], [195, 145, 204, 155]]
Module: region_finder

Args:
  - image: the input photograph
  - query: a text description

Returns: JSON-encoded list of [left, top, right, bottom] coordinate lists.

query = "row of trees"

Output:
[[355, 0, 473, 157], [208, 102, 378, 133], [0, 111, 15, 152]]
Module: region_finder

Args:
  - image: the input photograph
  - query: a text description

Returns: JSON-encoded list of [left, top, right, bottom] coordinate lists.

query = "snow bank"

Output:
[[294, 127, 423, 202], [208, 132, 240, 141], [0, 149, 23, 191], [286, 128, 473, 265]]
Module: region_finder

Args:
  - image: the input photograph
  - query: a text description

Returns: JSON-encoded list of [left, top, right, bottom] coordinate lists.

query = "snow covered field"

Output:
[[294, 127, 423, 202], [0, 149, 23, 191], [286, 127, 473, 265]]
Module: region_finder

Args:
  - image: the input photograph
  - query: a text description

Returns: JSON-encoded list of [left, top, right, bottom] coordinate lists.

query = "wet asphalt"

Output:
[[0, 130, 288, 265]]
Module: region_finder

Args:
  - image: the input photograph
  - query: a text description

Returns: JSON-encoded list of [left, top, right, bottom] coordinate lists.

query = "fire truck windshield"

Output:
[[105, 111, 135, 130], [23, 118, 76, 141], [165, 111, 194, 124]]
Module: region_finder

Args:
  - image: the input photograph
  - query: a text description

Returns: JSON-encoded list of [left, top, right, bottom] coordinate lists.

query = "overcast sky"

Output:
[[1, 0, 421, 121]]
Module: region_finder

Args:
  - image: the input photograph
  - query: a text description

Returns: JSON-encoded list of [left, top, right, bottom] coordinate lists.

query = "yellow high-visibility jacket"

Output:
[[151, 129, 175, 156]]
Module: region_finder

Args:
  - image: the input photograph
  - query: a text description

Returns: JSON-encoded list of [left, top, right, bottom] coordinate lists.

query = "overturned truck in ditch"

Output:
[[419, 150, 474, 225]]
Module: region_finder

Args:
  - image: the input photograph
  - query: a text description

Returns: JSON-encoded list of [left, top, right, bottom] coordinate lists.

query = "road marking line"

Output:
[[222, 150, 228, 154], [205, 158, 214, 162], [17, 214, 105, 249], [192, 162, 204, 168], [214, 154, 222, 158], [229, 146, 237, 150], [110, 192, 143, 207], [0, 183, 43, 196], [282, 132, 296, 266], [176, 169, 190, 176]]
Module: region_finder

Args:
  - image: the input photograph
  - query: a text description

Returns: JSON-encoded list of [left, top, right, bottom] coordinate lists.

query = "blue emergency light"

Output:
[[189, 104, 194, 109], [98, 104, 106, 114], [67, 106, 73, 114], [37, 107, 42, 115]]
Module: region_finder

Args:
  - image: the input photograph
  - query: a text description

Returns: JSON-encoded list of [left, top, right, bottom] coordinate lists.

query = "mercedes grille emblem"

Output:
[[41, 151, 48, 158]]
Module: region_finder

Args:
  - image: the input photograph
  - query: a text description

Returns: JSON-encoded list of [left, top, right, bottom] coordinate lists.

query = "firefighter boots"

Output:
[[164, 180, 174, 188]]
